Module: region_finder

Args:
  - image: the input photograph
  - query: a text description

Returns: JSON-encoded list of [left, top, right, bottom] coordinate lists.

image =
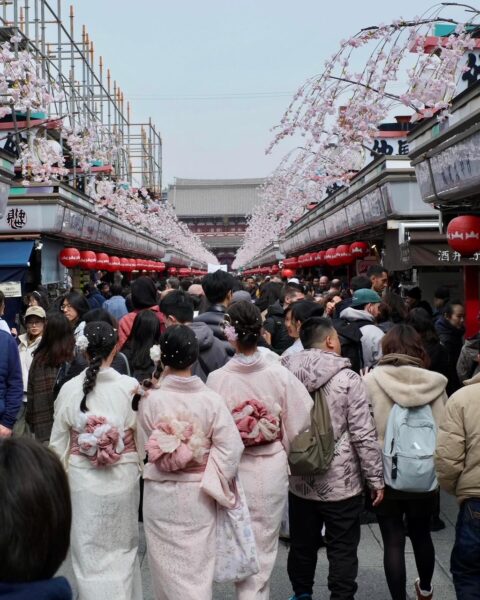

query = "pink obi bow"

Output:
[[146, 417, 209, 473], [232, 399, 281, 447], [71, 415, 136, 468]]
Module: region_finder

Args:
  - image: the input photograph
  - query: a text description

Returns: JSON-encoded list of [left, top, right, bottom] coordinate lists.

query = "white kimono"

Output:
[[50, 368, 142, 600], [138, 374, 244, 600], [207, 353, 312, 600]]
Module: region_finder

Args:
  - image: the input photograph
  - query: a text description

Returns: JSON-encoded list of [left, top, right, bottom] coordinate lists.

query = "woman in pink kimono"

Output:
[[136, 324, 244, 600], [207, 301, 313, 599]]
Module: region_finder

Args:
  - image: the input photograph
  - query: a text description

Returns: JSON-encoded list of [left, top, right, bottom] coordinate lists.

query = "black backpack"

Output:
[[332, 318, 370, 373]]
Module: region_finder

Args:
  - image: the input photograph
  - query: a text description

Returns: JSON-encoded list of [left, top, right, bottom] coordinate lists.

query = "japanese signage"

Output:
[[456, 51, 480, 95], [0, 281, 22, 297], [6, 207, 27, 229], [370, 138, 409, 158], [401, 242, 480, 267]]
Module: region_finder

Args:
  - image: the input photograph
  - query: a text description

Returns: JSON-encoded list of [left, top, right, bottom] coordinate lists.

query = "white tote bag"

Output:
[[214, 476, 260, 583]]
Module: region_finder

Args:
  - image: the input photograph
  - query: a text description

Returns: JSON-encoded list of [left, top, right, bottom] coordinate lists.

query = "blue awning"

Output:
[[0, 241, 34, 267]]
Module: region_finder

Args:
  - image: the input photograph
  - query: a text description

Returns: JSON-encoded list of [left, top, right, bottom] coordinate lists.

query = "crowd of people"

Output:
[[0, 265, 478, 600]]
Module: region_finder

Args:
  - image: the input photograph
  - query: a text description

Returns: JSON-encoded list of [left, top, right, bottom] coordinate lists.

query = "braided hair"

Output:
[[80, 321, 118, 413], [131, 325, 199, 412], [226, 300, 262, 351]]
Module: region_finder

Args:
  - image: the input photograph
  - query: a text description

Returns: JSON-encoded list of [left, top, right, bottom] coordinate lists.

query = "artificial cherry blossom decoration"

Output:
[[233, 4, 480, 268]]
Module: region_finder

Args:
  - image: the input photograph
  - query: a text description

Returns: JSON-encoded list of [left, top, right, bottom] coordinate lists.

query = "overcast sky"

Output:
[[71, 1, 453, 187]]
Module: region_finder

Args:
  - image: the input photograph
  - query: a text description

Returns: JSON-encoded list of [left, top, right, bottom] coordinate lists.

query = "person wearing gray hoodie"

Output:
[[160, 290, 231, 381], [282, 317, 384, 600], [339, 288, 385, 369]]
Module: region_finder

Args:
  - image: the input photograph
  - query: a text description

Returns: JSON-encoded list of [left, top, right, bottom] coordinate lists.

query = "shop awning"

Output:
[[0, 240, 34, 267]]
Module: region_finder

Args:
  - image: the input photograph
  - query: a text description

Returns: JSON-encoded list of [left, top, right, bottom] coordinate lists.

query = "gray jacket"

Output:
[[188, 321, 231, 382], [282, 348, 384, 502], [456, 336, 480, 384], [340, 306, 385, 368]]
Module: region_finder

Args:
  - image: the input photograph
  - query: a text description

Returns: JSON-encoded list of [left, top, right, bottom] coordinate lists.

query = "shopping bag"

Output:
[[214, 476, 260, 583]]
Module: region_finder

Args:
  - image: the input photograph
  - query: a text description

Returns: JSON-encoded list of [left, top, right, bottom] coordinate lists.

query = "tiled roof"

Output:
[[169, 177, 265, 217]]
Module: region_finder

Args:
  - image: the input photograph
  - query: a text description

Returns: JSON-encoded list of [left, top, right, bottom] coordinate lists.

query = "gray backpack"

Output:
[[383, 404, 437, 493]]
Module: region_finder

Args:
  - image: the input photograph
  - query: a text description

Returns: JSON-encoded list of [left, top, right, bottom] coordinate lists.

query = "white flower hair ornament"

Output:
[[224, 323, 238, 343], [76, 334, 89, 352], [150, 344, 161, 363]]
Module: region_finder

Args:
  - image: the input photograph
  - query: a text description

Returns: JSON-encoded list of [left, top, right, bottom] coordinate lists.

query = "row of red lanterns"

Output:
[[242, 241, 370, 278], [284, 241, 370, 270], [446, 215, 480, 256], [58, 248, 167, 273]]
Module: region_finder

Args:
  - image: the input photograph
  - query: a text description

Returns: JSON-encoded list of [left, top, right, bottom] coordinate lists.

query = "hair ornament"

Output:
[[224, 323, 238, 342], [76, 334, 89, 352], [150, 344, 161, 364]]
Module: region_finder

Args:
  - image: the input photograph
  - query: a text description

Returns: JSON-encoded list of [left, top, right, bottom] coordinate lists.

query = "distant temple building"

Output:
[[168, 178, 265, 268]]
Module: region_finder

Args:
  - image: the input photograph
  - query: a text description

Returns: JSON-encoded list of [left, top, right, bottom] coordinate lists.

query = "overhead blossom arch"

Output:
[[233, 3, 480, 268]]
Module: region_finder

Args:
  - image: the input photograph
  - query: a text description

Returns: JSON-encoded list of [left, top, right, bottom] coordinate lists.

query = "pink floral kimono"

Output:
[[138, 374, 244, 600], [207, 353, 312, 599]]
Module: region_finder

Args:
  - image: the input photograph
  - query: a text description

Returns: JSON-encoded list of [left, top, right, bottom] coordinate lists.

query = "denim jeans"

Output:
[[451, 498, 480, 600]]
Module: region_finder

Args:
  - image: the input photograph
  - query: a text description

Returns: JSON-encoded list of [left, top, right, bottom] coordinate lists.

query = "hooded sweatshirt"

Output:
[[282, 348, 384, 502], [187, 321, 231, 381], [117, 277, 165, 349], [436, 371, 480, 504], [364, 354, 447, 447], [0, 577, 72, 600], [339, 306, 384, 368]]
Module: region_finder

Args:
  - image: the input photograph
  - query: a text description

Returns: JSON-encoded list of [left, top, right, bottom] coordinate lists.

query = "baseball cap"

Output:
[[287, 278, 300, 285], [25, 306, 46, 320], [351, 288, 381, 307]]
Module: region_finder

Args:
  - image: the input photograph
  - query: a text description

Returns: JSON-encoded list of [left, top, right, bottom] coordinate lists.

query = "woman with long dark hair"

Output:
[[364, 324, 447, 600], [122, 310, 162, 382], [26, 313, 74, 442], [207, 301, 312, 599], [49, 321, 142, 600], [60, 291, 90, 340], [135, 325, 243, 600]]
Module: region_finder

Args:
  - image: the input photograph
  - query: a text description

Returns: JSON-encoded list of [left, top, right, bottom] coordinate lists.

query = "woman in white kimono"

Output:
[[136, 324, 244, 600], [50, 321, 142, 600], [207, 301, 313, 600]]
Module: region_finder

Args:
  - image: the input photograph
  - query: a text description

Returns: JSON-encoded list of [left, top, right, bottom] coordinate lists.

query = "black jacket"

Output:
[[435, 317, 465, 395], [263, 300, 294, 355]]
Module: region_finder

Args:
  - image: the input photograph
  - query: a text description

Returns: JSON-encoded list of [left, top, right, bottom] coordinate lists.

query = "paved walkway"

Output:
[[58, 492, 458, 599]]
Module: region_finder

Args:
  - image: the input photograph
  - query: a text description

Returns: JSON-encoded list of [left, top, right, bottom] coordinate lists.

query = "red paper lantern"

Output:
[[314, 250, 326, 266], [447, 215, 480, 256], [129, 259, 137, 271], [120, 257, 131, 272], [324, 247, 338, 266], [336, 244, 354, 265], [156, 262, 166, 273], [78, 250, 97, 270], [179, 267, 191, 277], [58, 247, 81, 268], [350, 241, 369, 257], [96, 253, 109, 269], [283, 257, 299, 269], [109, 256, 121, 271], [281, 268, 296, 279], [168, 267, 178, 276], [271, 264, 280, 274]]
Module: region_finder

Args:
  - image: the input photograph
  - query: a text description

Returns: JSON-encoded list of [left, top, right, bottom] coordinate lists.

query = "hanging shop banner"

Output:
[[401, 242, 480, 267]]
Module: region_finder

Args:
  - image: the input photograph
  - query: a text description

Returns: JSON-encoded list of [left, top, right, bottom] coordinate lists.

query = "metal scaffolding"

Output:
[[0, 0, 162, 193]]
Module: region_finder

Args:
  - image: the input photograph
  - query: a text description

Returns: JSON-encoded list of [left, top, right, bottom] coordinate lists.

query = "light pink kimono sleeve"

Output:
[[200, 395, 244, 508], [277, 368, 313, 454]]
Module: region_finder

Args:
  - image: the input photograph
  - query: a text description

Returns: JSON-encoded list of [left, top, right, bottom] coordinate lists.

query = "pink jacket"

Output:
[[282, 348, 384, 502]]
